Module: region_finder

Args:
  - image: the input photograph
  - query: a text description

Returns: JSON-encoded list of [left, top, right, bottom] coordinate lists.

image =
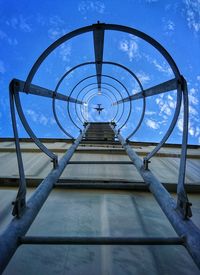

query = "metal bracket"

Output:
[[83, 122, 89, 127], [110, 121, 116, 127], [143, 158, 151, 170], [51, 157, 58, 169], [177, 196, 192, 219], [12, 197, 26, 218]]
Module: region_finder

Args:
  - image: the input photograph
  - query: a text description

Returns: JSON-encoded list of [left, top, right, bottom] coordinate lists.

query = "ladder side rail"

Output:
[[0, 124, 89, 274], [110, 124, 200, 270]]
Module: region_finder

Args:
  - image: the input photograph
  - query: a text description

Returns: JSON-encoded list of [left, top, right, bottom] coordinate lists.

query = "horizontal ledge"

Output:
[[1, 147, 199, 159], [19, 236, 184, 245], [68, 161, 133, 164]]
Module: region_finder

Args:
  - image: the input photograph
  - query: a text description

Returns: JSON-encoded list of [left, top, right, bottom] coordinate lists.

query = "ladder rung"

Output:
[[19, 236, 184, 245], [68, 161, 133, 164]]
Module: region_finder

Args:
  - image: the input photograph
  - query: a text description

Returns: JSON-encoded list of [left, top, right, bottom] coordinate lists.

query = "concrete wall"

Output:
[[0, 140, 200, 184], [0, 188, 200, 275], [0, 139, 200, 274]]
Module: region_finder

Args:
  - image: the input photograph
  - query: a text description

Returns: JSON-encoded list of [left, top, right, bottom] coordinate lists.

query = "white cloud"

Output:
[[6, 15, 32, 32], [163, 18, 175, 35], [119, 35, 140, 62], [131, 88, 140, 95], [184, 0, 200, 33], [152, 59, 173, 76], [0, 29, 18, 46], [48, 16, 67, 40], [160, 103, 172, 116], [78, 1, 105, 14], [143, 53, 173, 76], [137, 71, 151, 84], [177, 116, 183, 133], [145, 111, 156, 115], [146, 119, 160, 129], [189, 88, 199, 105], [156, 92, 177, 118], [175, 82, 200, 142], [19, 15, 32, 32], [0, 60, 6, 74], [26, 109, 55, 126], [119, 38, 139, 61], [26, 109, 38, 122], [59, 44, 71, 62], [167, 20, 175, 31], [39, 114, 48, 126]]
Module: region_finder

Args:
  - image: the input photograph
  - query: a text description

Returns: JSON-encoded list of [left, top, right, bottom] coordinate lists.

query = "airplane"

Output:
[[94, 104, 104, 115]]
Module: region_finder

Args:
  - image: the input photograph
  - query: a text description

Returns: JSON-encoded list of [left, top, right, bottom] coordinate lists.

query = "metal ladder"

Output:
[[0, 122, 200, 273]]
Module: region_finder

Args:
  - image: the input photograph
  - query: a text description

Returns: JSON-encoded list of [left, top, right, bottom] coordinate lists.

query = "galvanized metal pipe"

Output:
[[9, 85, 26, 217], [0, 125, 89, 273], [111, 124, 200, 269], [19, 236, 184, 245]]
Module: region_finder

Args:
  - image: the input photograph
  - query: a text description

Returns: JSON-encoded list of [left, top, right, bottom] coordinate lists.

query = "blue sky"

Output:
[[0, 0, 199, 144]]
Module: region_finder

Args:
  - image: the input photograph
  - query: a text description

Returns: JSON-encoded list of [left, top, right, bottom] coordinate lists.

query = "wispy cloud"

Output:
[[152, 59, 173, 76], [188, 87, 199, 105], [143, 53, 173, 77], [0, 60, 6, 74], [48, 16, 67, 40], [59, 44, 71, 62], [119, 37, 140, 62], [26, 109, 56, 126], [0, 29, 18, 46], [162, 18, 175, 35], [6, 15, 32, 32], [145, 118, 160, 129], [156, 95, 174, 116], [137, 71, 151, 84], [78, 1, 105, 14], [177, 86, 200, 142], [183, 0, 200, 33], [145, 111, 157, 115], [155, 92, 177, 122]]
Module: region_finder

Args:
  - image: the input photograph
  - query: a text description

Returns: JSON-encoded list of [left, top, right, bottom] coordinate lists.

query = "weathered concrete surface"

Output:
[[0, 139, 200, 274], [0, 140, 200, 184], [1, 188, 200, 275]]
